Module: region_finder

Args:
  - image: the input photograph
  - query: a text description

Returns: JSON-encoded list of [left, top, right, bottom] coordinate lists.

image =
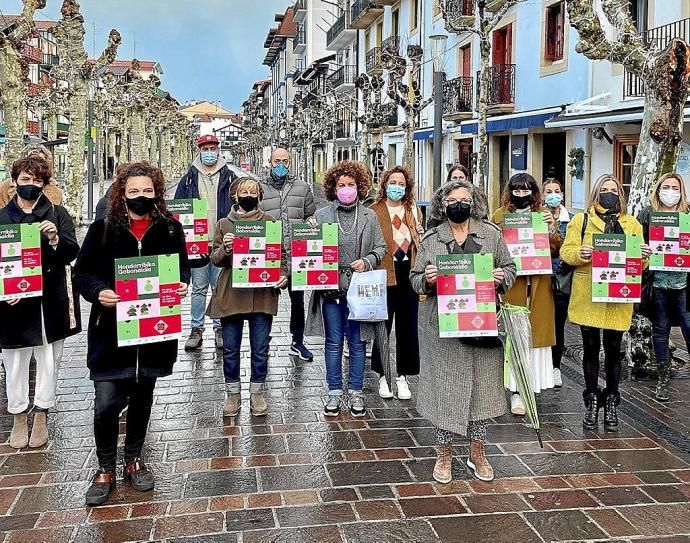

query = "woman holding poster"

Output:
[[411, 179, 516, 483], [561, 174, 650, 432], [0, 156, 80, 451], [74, 163, 190, 506], [491, 174, 562, 416], [637, 172, 690, 402]]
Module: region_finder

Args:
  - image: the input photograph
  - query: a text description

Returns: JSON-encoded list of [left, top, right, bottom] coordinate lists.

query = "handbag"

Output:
[[554, 212, 588, 296], [346, 270, 388, 322]]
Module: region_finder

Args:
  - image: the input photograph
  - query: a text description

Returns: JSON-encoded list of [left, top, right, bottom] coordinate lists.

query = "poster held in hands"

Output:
[[591, 234, 642, 303], [166, 199, 210, 259], [502, 212, 552, 276], [0, 223, 42, 301], [290, 223, 339, 291], [649, 211, 690, 272], [232, 220, 282, 288]]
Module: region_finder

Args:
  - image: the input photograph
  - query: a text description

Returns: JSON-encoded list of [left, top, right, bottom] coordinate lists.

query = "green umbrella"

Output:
[[499, 301, 543, 448]]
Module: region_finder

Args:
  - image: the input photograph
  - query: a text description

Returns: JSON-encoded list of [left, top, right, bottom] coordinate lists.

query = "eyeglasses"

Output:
[[512, 189, 532, 197], [272, 158, 289, 165], [442, 198, 472, 206]]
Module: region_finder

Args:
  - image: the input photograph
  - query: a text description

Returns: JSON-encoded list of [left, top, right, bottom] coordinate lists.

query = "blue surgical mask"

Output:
[[386, 184, 405, 202], [545, 193, 562, 208], [200, 150, 219, 166], [271, 163, 289, 179]]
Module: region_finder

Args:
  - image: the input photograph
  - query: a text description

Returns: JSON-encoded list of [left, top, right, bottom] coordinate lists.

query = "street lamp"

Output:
[[430, 34, 448, 193], [86, 78, 96, 222]]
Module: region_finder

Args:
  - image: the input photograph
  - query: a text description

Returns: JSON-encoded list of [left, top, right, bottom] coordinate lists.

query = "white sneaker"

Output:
[[553, 368, 563, 388], [396, 376, 412, 400], [378, 376, 394, 399], [511, 393, 526, 416]]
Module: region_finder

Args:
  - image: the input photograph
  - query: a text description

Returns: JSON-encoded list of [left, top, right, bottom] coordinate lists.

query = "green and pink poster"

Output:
[[114, 254, 182, 346], [167, 199, 210, 259], [591, 234, 642, 303], [290, 223, 339, 291], [435, 253, 498, 338], [649, 211, 690, 272], [232, 220, 282, 288], [502, 212, 552, 276], [0, 223, 42, 301]]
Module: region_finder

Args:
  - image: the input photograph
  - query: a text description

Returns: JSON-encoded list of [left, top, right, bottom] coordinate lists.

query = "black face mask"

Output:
[[510, 193, 532, 209], [238, 195, 259, 212], [446, 201, 472, 224], [16, 184, 43, 202], [126, 196, 156, 216], [599, 192, 620, 212]]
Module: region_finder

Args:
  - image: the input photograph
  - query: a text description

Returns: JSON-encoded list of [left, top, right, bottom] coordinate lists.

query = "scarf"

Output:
[[594, 204, 624, 234]]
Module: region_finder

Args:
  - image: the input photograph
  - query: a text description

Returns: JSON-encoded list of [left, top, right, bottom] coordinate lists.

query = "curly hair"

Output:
[[323, 160, 372, 202], [375, 165, 415, 207], [500, 172, 542, 212], [107, 162, 168, 233]]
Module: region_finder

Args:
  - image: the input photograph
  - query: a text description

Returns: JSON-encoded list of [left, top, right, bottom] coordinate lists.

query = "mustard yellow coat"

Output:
[[560, 208, 643, 332]]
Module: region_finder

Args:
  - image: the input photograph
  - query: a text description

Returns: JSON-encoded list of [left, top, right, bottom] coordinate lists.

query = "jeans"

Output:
[[93, 377, 157, 471], [221, 313, 273, 393], [580, 326, 623, 397], [552, 290, 570, 369], [322, 296, 366, 394], [652, 287, 690, 362], [191, 262, 221, 330], [288, 279, 306, 342]]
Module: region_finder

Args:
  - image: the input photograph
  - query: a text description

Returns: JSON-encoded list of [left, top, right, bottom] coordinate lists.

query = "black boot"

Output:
[[655, 359, 671, 402], [603, 392, 620, 432], [582, 392, 600, 430], [85, 468, 116, 506]]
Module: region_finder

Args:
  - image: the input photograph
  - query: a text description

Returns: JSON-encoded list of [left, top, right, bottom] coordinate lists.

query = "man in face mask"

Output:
[[174, 134, 237, 351], [259, 147, 317, 361]]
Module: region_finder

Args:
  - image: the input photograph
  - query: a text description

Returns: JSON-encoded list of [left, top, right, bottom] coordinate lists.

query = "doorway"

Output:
[[542, 132, 566, 188], [498, 135, 510, 196]]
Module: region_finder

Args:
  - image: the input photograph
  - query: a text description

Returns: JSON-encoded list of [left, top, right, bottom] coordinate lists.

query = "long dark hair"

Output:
[[446, 164, 470, 183], [501, 173, 542, 212], [107, 162, 168, 233]]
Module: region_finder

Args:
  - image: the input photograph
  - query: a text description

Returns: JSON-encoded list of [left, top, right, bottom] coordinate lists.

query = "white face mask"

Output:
[[659, 188, 681, 207]]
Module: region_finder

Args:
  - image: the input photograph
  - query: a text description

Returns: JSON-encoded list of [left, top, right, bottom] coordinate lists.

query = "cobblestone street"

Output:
[[1, 291, 690, 542]]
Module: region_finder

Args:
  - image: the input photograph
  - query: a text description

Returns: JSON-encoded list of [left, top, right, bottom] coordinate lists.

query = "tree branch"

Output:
[[487, 0, 524, 31], [90, 28, 121, 77]]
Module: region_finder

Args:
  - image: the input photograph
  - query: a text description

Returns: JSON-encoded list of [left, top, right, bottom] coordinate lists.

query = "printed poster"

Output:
[[0, 223, 42, 301], [167, 199, 210, 259], [435, 253, 498, 338], [591, 234, 643, 303], [649, 211, 690, 272], [502, 212, 552, 276], [290, 223, 339, 291], [114, 254, 182, 346], [232, 220, 282, 288]]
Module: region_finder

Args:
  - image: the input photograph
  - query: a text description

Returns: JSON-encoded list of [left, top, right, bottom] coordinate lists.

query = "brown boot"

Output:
[[29, 410, 48, 448], [433, 443, 452, 484], [467, 440, 494, 482], [250, 392, 268, 416], [9, 413, 29, 449], [223, 393, 241, 416]]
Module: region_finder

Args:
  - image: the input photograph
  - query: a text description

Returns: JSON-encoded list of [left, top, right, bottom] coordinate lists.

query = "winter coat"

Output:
[[491, 206, 562, 348], [369, 200, 422, 286], [259, 173, 316, 262], [0, 195, 81, 348], [560, 208, 643, 332], [411, 219, 516, 435], [305, 200, 387, 340], [73, 216, 191, 380], [207, 207, 284, 318], [0, 178, 64, 209], [174, 162, 236, 222]]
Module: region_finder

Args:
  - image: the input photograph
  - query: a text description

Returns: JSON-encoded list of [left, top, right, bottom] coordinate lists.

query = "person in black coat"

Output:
[[74, 162, 190, 506], [0, 156, 81, 451]]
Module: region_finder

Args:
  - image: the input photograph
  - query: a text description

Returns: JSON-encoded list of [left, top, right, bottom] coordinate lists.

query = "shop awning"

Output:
[[413, 128, 434, 141], [458, 106, 563, 135], [546, 106, 690, 128]]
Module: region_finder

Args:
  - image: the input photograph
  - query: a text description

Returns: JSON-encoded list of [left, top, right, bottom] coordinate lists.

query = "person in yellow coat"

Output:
[[492, 173, 561, 416], [561, 174, 651, 432]]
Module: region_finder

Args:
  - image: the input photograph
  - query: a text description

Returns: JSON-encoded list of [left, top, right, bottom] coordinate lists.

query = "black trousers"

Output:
[[288, 280, 305, 342], [552, 291, 570, 369], [93, 377, 157, 471], [371, 259, 420, 377], [580, 326, 623, 397]]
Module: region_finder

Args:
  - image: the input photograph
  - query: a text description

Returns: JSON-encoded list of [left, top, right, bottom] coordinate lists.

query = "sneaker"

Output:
[[553, 368, 563, 388], [396, 376, 412, 400], [511, 393, 526, 416], [85, 469, 116, 506], [349, 391, 366, 418], [214, 328, 223, 350], [123, 458, 155, 492], [324, 395, 341, 417], [184, 327, 203, 350], [378, 376, 394, 399], [290, 341, 314, 361]]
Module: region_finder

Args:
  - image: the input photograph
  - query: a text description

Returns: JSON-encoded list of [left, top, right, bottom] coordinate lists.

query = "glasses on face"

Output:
[[443, 198, 472, 206], [272, 158, 289, 166], [512, 189, 532, 197]]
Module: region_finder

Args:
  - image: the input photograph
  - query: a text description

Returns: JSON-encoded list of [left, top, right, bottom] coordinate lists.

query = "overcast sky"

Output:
[[0, 0, 289, 111]]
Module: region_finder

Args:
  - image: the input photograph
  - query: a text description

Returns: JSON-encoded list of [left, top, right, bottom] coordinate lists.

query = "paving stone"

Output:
[[74, 519, 153, 543], [524, 510, 607, 541], [619, 504, 690, 536], [259, 464, 330, 491], [642, 484, 690, 503], [244, 526, 343, 543], [341, 520, 438, 543], [519, 452, 614, 476], [184, 469, 257, 498], [398, 496, 466, 517], [589, 486, 655, 506], [225, 507, 276, 532], [153, 511, 224, 539], [327, 460, 413, 487], [276, 503, 356, 527], [430, 514, 542, 543], [0, 513, 39, 533], [353, 499, 402, 520], [586, 508, 641, 538], [11, 483, 89, 514], [522, 489, 599, 510], [597, 449, 688, 472], [465, 493, 532, 513], [6, 527, 73, 543]]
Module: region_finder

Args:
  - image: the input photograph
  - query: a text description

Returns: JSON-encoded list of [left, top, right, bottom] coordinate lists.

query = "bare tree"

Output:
[[567, 0, 690, 216], [355, 73, 392, 163], [0, 0, 46, 169]]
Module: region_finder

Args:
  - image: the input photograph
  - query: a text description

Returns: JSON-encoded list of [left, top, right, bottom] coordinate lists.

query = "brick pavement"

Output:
[[1, 292, 690, 542]]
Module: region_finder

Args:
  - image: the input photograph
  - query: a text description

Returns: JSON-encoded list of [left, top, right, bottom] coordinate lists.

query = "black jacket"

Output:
[[0, 195, 81, 348], [74, 216, 191, 380], [95, 185, 112, 221], [174, 164, 236, 222]]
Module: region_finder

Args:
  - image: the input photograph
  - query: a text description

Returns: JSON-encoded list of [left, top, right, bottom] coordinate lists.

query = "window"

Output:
[[628, 0, 648, 33], [458, 44, 471, 77], [492, 24, 512, 65], [410, 0, 420, 33], [614, 135, 639, 196], [545, 2, 565, 62], [392, 9, 400, 36]]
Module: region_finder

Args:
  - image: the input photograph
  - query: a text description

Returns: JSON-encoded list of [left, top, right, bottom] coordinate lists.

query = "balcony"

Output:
[[293, 26, 306, 53], [381, 35, 400, 55], [370, 105, 398, 130], [351, 0, 384, 30], [42, 53, 59, 66], [329, 65, 356, 91], [624, 18, 690, 98], [486, 0, 509, 9], [335, 120, 352, 139], [21, 43, 43, 64], [485, 64, 515, 113], [326, 9, 356, 51], [443, 75, 473, 121], [443, 0, 475, 32], [366, 47, 383, 74], [293, 0, 307, 24]]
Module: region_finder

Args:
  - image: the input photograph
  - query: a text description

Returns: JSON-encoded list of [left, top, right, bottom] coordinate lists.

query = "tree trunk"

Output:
[[161, 126, 172, 181], [477, 35, 491, 197], [47, 111, 57, 141], [0, 44, 27, 170], [64, 81, 87, 222], [403, 109, 415, 179], [130, 110, 148, 163]]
